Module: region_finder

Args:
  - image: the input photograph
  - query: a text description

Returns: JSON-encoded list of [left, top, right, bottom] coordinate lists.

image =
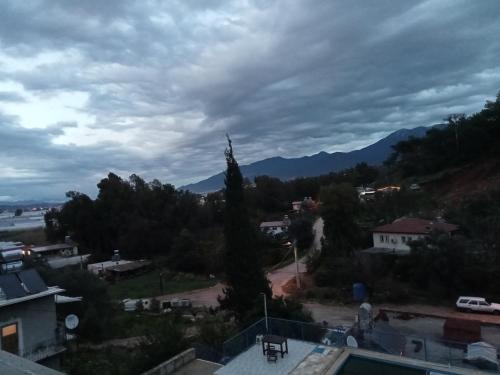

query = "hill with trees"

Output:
[[181, 126, 430, 193]]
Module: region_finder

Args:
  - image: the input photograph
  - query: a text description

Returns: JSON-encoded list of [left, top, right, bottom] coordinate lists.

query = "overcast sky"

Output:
[[1, 0, 500, 201]]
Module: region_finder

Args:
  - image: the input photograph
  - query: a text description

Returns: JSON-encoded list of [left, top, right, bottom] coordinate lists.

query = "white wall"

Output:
[[262, 226, 284, 236], [372, 232, 424, 252]]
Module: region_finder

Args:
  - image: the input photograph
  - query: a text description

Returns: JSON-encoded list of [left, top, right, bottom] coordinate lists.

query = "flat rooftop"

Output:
[[215, 339, 316, 375], [173, 359, 222, 375], [0, 349, 64, 375]]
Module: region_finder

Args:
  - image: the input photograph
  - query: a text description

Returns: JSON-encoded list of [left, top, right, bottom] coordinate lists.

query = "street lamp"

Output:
[[260, 292, 268, 332]]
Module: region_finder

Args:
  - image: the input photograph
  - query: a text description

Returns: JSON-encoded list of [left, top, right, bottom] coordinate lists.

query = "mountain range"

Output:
[[181, 126, 431, 193]]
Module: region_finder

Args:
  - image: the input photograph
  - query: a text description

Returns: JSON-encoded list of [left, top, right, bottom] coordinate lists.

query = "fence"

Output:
[[220, 316, 500, 373]]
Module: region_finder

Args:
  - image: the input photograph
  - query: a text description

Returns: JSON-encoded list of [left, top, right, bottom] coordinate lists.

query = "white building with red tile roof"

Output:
[[367, 217, 458, 254]]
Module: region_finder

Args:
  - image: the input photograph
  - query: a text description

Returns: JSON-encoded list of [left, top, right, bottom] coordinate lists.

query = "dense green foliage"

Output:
[[37, 266, 114, 341], [219, 137, 271, 316], [386, 92, 500, 177], [63, 316, 187, 375], [45, 174, 223, 273], [288, 217, 314, 251]]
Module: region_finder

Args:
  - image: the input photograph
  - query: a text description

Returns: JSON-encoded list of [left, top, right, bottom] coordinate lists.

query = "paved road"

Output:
[[157, 217, 325, 306], [304, 302, 500, 326]]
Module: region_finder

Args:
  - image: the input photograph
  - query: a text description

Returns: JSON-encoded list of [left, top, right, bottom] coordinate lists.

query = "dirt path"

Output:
[[156, 218, 325, 306]]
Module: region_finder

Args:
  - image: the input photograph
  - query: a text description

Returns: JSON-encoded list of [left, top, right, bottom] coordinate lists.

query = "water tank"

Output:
[[359, 303, 373, 331], [353, 282, 366, 302]]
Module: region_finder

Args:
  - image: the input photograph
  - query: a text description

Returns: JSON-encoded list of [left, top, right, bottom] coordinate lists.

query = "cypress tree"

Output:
[[219, 136, 271, 317]]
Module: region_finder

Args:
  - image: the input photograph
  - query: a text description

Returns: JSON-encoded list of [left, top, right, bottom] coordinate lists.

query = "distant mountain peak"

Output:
[[180, 126, 430, 193]]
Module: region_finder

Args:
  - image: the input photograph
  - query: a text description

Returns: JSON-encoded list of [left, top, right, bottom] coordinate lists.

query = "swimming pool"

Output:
[[336, 355, 427, 375]]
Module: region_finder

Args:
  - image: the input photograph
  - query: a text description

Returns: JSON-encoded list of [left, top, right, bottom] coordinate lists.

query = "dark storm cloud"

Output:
[[0, 0, 500, 200]]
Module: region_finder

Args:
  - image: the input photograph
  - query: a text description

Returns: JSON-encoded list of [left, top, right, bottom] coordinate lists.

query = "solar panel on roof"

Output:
[[0, 274, 27, 299], [18, 269, 47, 294]]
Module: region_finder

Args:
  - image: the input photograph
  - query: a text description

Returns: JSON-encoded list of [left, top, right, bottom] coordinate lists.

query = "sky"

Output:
[[1, 0, 500, 201]]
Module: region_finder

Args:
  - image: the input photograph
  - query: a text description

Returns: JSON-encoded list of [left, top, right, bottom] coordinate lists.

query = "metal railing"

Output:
[[219, 317, 500, 373]]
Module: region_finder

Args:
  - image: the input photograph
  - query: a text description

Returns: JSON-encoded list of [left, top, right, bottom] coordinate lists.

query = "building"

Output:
[[149, 315, 489, 375], [0, 349, 64, 375], [87, 250, 150, 279], [260, 215, 291, 236], [0, 269, 65, 368], [364, 217, 458, 255], [291, 201, 302, 212], [30, 239, 91, 269]]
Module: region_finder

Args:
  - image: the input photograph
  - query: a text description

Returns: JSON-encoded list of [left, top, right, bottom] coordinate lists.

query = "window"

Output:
[[479, 301, 489, 306], [459, 299, 469, 304], [469, 301, 478, 306], [1, 323, 19, 355], [379, 235, 384, 242], [402, 236, 406, 243], [408, 236, 413, 241], [385, 235, 389, 242]]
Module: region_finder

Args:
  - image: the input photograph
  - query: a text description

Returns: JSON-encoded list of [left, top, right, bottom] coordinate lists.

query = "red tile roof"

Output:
[[373, 217, 458, 235]]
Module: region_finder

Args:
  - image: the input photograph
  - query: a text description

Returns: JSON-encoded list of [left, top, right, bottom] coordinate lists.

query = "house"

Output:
[[357, 187, 376, 201], [30, 238, 91, 269], [291, 197, 318, 212], [0, 349, 64, 375], [0, 267, 65, 369], [292, 201, 302, 212], [260, 215, 291, 236], [363, 217, 458, 255], [87, 250, 150, 279], [105, 259, 151, 280], [148, 316, 485, 375]]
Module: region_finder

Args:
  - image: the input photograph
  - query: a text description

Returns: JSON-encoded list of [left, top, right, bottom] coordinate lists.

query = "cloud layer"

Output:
[[1, 0, 499, 200]]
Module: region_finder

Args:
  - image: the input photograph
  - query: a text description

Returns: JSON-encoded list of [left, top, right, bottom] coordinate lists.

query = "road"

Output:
[[304, 302, 500, 326], [157, 217, 325, 306]]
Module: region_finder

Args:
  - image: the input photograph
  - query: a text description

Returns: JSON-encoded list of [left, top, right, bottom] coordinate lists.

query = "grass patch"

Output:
[[108, 270, 217, 300], [0, 228, 48, 245]]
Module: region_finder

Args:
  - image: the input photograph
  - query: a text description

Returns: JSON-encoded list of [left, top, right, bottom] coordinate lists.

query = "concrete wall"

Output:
[[372, 232, 425, 252], [0, 295, 58, 356], [142, 348, 196, 375]]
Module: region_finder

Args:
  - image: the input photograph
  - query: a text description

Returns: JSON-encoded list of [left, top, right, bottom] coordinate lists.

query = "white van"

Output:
[[456, 296, 500, 314]]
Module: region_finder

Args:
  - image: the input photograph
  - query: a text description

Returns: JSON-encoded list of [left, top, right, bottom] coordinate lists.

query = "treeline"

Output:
[[45, 173, 225, 273], [386, 92, 500, 177], [45, 163, 380, 271], [246, 162, 378, 215]]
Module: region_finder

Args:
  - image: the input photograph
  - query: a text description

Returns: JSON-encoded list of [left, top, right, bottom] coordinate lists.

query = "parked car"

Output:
[[456, 297, 500, 314]]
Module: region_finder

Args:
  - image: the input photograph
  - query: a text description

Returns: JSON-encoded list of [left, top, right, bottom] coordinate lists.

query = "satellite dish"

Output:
[[346, 335, 358, 348], [65, 314, 79, 330]]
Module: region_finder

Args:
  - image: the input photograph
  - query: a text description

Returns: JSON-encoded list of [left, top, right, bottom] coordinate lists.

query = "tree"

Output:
[[219, 136, 271, 317], [14, 208, 23, 216], [37, 267, 114, 341], [319, 183, 361, 257], [289, 217, 314, 252]]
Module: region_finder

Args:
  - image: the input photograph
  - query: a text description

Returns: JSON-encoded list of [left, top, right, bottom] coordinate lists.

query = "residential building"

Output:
[[30, 238, 91, 269], [0, 268, 65, 369], [260, 215, 291, 236], [87, 250, 150, 279], [0, 349, 64, 375], [291, 201, 302, 212], [150, 316, 489, 375], [365, 217, 458, 255]]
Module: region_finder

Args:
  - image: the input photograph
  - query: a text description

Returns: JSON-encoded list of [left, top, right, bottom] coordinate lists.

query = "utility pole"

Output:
[[293, 240, 301, 289], [261, 292, 268, 332]]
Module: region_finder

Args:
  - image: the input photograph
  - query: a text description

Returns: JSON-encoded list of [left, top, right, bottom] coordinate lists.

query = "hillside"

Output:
[[421, 157, 500, 202], [182, 126, 431, 193]]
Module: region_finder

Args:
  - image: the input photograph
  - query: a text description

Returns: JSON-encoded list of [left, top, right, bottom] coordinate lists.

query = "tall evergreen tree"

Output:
[[220, 136, 271, 317]]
